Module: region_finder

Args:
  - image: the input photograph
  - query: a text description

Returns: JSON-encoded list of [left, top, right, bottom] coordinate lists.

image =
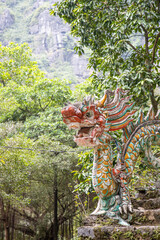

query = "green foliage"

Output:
[[129, 156, 160, 197], [0, 132, 36, 207], [0, 42, 73, 125], [0, 42, 78, 238], [34, 135, 77, 169], [53, 0, 160, 112], [0, 41, 75, 146], [73, 78, 95, 101], [0, 42, 42, 86], [73, 150, 93, 194]]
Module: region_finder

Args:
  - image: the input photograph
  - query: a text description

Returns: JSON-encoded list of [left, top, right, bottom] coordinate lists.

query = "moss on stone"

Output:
[[123, 231, 135, 240], [112, 230, 122, 240], [152, 228, 160, 240]]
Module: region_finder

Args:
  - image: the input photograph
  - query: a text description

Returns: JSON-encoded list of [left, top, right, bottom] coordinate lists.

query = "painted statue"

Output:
[[61, 88, 160, 225]]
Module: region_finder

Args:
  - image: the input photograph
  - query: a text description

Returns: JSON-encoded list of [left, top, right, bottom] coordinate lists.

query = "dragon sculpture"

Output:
[[61, 88, 160, 225]]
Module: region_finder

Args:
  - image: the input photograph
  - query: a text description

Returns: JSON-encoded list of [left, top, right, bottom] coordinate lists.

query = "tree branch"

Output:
[[38, 99, 45, 111], [38, 98, 52, 111], [14, 225, 35, 237], [125, 41, 144, 56], [140, 24, 149, 56], [12, 207, 37, 223], [151, 32, 160, 64], [0, 197, 6, 220], [19, 106, 30, 113]]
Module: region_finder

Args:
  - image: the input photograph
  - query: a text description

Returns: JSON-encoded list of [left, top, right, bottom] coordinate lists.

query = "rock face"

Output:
[[78, 189, 160, 240], [0, 0, 89, 82], [0, 9, 14, 30]]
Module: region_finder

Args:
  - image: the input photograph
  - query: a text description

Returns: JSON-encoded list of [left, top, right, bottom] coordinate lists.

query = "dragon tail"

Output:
[[122, 106, 160, 174], [117, 107, 160, 212]]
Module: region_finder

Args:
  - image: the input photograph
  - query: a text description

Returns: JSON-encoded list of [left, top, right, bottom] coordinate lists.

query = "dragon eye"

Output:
[[85, 111, 93, 118]]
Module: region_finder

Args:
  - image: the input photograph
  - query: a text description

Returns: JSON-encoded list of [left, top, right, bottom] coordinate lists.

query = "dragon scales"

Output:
[[61, 88, 160, 225]]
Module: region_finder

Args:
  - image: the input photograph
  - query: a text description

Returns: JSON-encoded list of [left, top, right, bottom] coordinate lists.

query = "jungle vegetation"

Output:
[[0, 42, 80, 240]]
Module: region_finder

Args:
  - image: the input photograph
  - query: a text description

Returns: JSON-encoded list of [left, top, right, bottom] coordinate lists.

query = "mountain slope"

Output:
[[0, 0, 90, 83]]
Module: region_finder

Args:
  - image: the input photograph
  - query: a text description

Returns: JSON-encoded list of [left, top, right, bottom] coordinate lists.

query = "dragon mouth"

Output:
[[74, 126, 97, 147], [76, 126, 94, 138]]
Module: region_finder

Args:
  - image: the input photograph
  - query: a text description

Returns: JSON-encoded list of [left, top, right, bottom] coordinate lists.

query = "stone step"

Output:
[[78, 225, 160, 240], [132, 197, 160, 209], [83, 208, 160, 227], [78, 187, 160, 239], [133, 188, 160, 200], [131, 208, 160, 225]]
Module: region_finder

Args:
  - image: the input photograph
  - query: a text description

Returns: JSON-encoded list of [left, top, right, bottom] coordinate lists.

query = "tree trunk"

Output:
[[150, 88, 158, 115], [69, 219, 72, 239], [4, 204, 10, 240], [53, 164, 58, 240], [11, 210, 15, 240], [61, 223, 64, 239], [4, 222, 10, 240], [0, 199, 10, 240]]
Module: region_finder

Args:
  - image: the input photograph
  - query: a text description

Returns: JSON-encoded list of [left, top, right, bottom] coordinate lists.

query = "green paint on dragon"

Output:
[[61, 88, 160, 226]]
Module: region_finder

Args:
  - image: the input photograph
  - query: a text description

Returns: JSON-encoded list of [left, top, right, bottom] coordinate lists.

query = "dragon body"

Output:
[[61, 88, 160, 225]]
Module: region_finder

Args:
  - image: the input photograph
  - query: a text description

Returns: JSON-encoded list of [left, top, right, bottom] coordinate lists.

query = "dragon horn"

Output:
[[97, 91, 107, 107]]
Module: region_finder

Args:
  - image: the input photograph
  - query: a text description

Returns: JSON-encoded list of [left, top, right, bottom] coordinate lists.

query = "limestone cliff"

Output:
[[0, 9, 15, 30], [0, 0, 90, 83]]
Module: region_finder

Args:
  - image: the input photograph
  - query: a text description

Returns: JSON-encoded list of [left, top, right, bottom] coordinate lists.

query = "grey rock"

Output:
[[0, 9, 14, 30], [78, 226, 95, 239]]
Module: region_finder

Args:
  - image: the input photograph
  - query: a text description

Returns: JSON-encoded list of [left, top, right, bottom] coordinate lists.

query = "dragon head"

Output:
[[61, 88, 136, 147]]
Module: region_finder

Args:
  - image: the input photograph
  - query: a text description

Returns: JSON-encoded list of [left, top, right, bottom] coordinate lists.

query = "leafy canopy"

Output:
[[0, 42, 74, 145], [52, 0, 160, 113], [0, 42, 78, 237]]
